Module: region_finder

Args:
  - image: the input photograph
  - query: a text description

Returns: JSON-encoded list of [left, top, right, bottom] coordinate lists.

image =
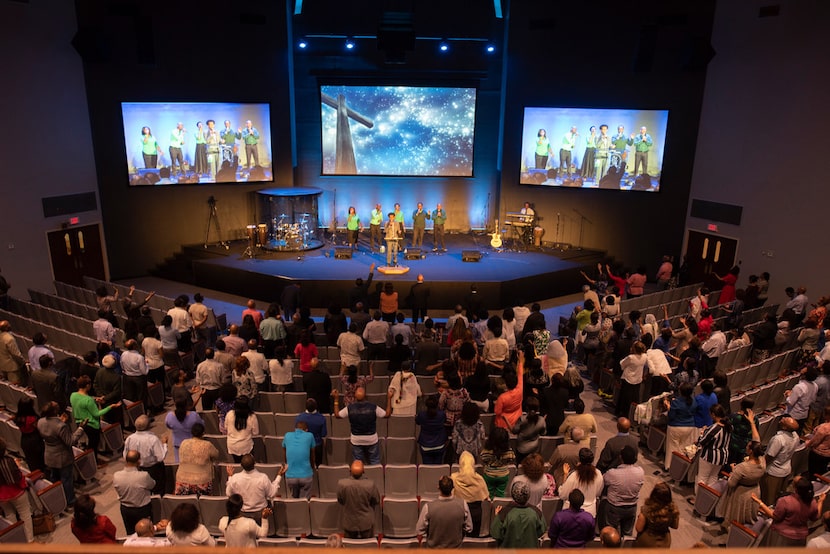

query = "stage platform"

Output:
[[154, 233, 605, 310]]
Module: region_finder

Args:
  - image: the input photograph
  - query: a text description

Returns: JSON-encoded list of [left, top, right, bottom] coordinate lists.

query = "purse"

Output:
[[32, 511, 56, 535]]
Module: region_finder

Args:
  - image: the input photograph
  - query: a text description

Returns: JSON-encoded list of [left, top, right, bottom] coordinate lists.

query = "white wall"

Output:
[[0, 0, 103, 293], [686, 0, 830, 306]]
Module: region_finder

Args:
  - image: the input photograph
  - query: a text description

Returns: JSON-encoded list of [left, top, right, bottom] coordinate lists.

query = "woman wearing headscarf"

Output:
[[450, 451, 489, 536]]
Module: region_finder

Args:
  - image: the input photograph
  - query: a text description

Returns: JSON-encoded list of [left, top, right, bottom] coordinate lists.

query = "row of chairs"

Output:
[[618, 282, 705, 314], [726, 348, 799, 394], [148, 493, 566, 540], [729, 373, 801, 415], [8, 296, 126, 344], [315, 344, 452, 363], [28, 288, 100, 324], [0, 308, 97, 358]]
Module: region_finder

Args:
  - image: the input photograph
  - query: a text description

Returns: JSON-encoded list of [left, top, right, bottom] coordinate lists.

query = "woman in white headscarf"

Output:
[[451, 451, 489, 537], [543, 338, 568, 377]]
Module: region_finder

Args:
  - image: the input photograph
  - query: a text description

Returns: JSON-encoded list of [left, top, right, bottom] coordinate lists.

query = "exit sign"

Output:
[[707, 223, 718, 232]]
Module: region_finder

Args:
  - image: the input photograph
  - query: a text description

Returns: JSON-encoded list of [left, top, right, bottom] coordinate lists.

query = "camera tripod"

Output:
[[204, 196, 229, 249]]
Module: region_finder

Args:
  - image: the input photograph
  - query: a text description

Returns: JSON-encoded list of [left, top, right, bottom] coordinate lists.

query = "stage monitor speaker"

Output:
[[404, 248, 421, 260], [334, 247, 353, 260], [461, 250, 481, 262]]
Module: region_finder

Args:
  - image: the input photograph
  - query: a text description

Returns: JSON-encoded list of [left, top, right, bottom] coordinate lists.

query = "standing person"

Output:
[[240, 120, 260, 169], [334, 387, 391, 465], [712, 266, 740, 305], [548, 490, 595, 548], [450, 451, 489, 536], [303, 362, 333, 415], [384, 211, 401, 267], [369, 203, 383, 253], [663, 384, 698, 471], [346, 206, 362, 251], [259, 305, 286, 359], [296, 398, 327, 466], [491, 481, 547, 548], [805, 406, 830, 476], [752, 476, 825, 547], [205, 119, 221, 179], [167, 295, 194, 354], [242, 339, 269, 394], [225, 454, 284, 516], [696, 404, 732, 495], [411, 202, 428, 248], [612, 125, 633, 172], [510, 453, 555, 510], [193, 121, 208, 175], [416, 476, 472, 548], [494, 354, 526, 430], [656, 256, 673, 289], [221, 120, 240, 159], [282, 421, 316, 499], [14, 397, 44, 473], [140, 126, 162, 169], [280, 282, 301, 321], [188, 293, 209, 343], [597, 417, 639, 473], [389, 366, 421, 417], [195, 348, 223, 409], [70, 375, 120, 463], [165, 399, 204, 463], [558, 448, 604, 517], [0, 321, 24, 384], [175, 422, 219, 495], [580, 126, 597, 179], [294, 331, 319, 374], [219, 494, 271, 547], [71, 494, 117, 544], [593, 124, 613, 183], [337, 460, 381, 539], [617, 341, 647, 417], [786, 366, 819, 432], [408, 274, 430, 323], [715, 441, 765, 529], [633, 482, 679, 547], [124, 415, 167, 495], [380, 282, 398, 323], [430, 203, 447, 252], [38, 401, 84, 507], [511, 397, 546, 464], [0, 438, 33, 541], [760, 416, 800, 505], [415, 395, 447, 464], [166, 503, 215, 546], [338, 322, 365, 370], [631, 126, 653, 176], [603, 446, 644, 536], [480, 427, 515, 498], [169, 122, 185, 177], [269, 345, 295, 392], [534, 129, 552, 169], [232, 357, 258, 407], [113, 450, 156, 535], [225, 397, 258, 462], [560, 126, 577, 177], [121, 339, 149, 409]]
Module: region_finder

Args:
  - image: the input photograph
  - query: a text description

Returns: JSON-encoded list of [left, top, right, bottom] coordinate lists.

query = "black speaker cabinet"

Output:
[[461, 250, 482, 262], [334, 247, 353, 259], [404, 248, 421, 260]]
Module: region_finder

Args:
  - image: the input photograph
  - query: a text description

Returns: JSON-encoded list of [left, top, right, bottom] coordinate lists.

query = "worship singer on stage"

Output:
[[384, 212, 401, 267], [431, 203, 447, 252]]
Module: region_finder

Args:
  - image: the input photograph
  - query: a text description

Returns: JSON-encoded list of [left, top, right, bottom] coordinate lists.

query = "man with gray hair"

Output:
[[124, 518, 171, 547], [416, 475, 472, 548], [124, 415, 168, 494], [549, 427, 585, 486], [121, 339, 149, 411], [114, 450, 156, 534]]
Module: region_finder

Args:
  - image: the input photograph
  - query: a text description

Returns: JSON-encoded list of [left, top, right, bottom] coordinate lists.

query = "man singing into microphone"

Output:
[[384, 212, 401, 267], [169, 122, 185, 177], [412, 202, 428, 249], [240, 120, 260, 169], [560, 126, 578, 178]]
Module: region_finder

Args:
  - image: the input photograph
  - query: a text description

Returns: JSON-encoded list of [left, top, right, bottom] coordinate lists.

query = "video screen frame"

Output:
[[519, 106, 669, 192], [319, 84, 478, 177], [121, 101, 274, 186]]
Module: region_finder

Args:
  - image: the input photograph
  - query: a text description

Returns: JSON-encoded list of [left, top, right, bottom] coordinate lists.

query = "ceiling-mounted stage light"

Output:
[[485, 43, 496, 54], [345, 37, 355, 50], [298, 38, 308, 49], [438, 40, 449, 53]]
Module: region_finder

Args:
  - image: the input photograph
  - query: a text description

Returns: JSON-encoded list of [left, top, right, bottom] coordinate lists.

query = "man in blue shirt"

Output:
[[282, 421, 316, 498], [295, 398, 327, 466]]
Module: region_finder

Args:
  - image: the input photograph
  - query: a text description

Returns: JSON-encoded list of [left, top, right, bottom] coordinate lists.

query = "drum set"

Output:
[[243, 213, 314, 257]]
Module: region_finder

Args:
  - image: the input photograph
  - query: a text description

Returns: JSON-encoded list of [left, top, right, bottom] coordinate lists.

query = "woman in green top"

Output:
[[581, 126, 597, 179], [193, 121, 208, 175], [140, 126, 162, 169], [534, 129, 552, 169], [70, 375, 121, 463], [346, 206, 362, 251]]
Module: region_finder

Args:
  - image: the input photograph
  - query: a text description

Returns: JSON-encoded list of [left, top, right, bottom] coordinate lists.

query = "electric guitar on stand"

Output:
[[490, 219, 503, 248]]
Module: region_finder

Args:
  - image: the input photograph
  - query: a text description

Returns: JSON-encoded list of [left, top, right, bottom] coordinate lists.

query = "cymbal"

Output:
[[278, 213, 288, 218]]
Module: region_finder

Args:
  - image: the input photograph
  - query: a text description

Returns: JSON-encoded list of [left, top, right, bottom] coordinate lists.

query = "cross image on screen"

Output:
[[320, 85, 477, 177], [519, 106, 669, 192], [121, 101, 272, 186]]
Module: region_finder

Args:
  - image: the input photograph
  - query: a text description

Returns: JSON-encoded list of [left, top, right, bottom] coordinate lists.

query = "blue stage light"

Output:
[[486, 43, 496, 53], [298, 39, 308, 49], [345, 37, 355, 50], [439, 41, 449, 53]]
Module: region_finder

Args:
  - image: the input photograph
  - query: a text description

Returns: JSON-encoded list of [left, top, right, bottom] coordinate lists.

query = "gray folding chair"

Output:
[[317, 465, 350, 499], [272, 498, 311, 537], [255, 412, 277, 436], [384, 464, 417, 498], [198, 495, 229, 535], [161, 494, 199, 520], [384, 437, 416, 465], [417, 464, 450, 500], [326, 437, 352, 465], [381, 498, 420, 538], [309, 497, 342, 538]]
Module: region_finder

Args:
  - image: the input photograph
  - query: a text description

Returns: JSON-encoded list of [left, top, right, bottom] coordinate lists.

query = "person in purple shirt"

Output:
[[295, 398, 327, 466], [548, 489, 596, 548]]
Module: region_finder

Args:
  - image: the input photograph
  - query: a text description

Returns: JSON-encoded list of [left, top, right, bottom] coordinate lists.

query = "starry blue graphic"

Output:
[[320, 86, 477, 176]]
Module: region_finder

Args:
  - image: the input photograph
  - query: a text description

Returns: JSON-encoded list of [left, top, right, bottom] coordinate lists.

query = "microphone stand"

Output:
[[572, 208, 592, 250]]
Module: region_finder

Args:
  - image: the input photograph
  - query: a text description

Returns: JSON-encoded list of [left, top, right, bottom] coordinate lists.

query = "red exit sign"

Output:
[[707, 223, 718, 232], [69, 217, 80, 225]]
